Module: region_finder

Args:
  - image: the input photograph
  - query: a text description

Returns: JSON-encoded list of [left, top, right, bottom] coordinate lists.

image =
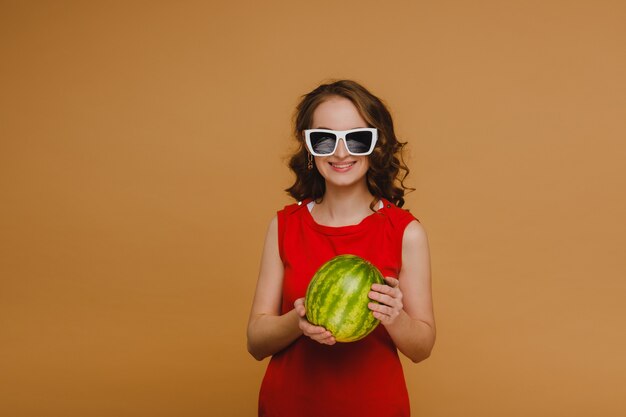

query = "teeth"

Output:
[[331, 162, 355, 169]]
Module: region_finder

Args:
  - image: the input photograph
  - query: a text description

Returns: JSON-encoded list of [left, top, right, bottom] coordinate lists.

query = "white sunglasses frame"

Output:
[[303, 128, 378, 156]]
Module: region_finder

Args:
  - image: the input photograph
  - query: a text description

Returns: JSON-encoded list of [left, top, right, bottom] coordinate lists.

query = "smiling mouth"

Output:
[[329, 162, 356, 169]]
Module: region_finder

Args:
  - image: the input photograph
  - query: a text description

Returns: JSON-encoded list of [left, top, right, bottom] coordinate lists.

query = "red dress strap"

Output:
[[276, 200, 310, 261]]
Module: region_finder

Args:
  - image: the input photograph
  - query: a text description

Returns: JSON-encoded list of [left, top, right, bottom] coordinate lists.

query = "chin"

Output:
[[319, 169, 369, 188]]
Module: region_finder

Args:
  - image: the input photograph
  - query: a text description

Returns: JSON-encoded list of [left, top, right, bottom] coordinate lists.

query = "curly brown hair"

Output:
[[285, 79, 414, 209]]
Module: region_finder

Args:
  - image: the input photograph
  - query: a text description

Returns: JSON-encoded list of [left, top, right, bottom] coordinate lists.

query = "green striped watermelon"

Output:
[[305, 254, 385, 343]]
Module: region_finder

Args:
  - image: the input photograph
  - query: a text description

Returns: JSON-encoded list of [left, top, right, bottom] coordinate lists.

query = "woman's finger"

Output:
[[371, 282, 400, 297], [369, 303, 401, 325], [299, 317, 331, 335], [310, 330, 335, 344], [384, 276, 400, 288], [305, 327, 336, 344], [301, 323, 328, 335], [368, 278, 403, 326], [294, 298, 337, 344], [300, 320, 336, 344], [368, 290, 401, 308], [294, 298, 306, 316], [368, 302, 395, 316], [319, 336, 336, 345]]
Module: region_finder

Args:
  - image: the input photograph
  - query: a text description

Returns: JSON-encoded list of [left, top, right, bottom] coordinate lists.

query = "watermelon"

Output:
[[305, 254, 385, 342]]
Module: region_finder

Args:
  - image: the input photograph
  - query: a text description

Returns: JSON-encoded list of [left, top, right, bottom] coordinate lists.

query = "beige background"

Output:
[[1, 1, 625, 416]]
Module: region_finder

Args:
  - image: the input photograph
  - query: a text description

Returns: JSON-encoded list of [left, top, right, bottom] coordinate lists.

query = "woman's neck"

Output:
[[311, 183, 378, 227]]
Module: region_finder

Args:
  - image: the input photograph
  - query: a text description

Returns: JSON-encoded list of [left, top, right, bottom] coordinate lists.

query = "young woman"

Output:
[[247, 80, 435, 417]]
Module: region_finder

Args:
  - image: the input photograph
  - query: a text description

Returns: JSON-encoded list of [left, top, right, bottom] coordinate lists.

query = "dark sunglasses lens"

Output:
[[309, 131, 337, 155], [345, 130, 373, 154]]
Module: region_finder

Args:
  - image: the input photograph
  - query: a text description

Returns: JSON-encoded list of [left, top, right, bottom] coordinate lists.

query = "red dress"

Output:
[[258, 198, 419, 417]]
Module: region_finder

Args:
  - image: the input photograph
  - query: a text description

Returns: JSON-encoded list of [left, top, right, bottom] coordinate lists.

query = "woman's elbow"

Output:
[[246, 330, 270, 361], [409, 347, 433, 363], [247, 341, 268, 361], [409, 336, 435, 363], [248, 348, 265, 362]]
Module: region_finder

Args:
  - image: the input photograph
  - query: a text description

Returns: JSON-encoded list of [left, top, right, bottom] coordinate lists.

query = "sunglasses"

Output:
[[304, 128, 378, 156]]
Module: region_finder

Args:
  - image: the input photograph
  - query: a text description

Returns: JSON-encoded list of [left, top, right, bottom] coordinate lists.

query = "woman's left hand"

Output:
[[368, 277, 403, 326]]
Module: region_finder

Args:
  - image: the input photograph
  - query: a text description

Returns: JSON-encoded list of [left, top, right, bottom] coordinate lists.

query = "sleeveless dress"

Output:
[[258, 198, 419, 417]]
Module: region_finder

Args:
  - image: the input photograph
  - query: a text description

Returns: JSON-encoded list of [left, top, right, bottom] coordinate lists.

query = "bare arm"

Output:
[[246, 216, 301, 360], [246, 216, 335, 361], [368, 220, 436, 363]]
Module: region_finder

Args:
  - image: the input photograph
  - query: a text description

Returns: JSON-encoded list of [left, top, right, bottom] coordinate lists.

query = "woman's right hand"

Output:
[[293, 298, 336, 345]]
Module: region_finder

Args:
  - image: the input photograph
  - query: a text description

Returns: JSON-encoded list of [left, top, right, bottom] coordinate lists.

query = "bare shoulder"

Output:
[[263, 214, 279, 251], [268, 214, 278, 233], [403, 219, 429, 248]]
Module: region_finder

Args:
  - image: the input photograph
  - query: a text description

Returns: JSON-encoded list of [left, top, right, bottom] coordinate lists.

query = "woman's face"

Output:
[[310, 97, 370, 189]]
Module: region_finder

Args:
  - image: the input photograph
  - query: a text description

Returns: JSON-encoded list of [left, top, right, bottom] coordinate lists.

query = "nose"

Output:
[[334, 138, 350, 158]]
